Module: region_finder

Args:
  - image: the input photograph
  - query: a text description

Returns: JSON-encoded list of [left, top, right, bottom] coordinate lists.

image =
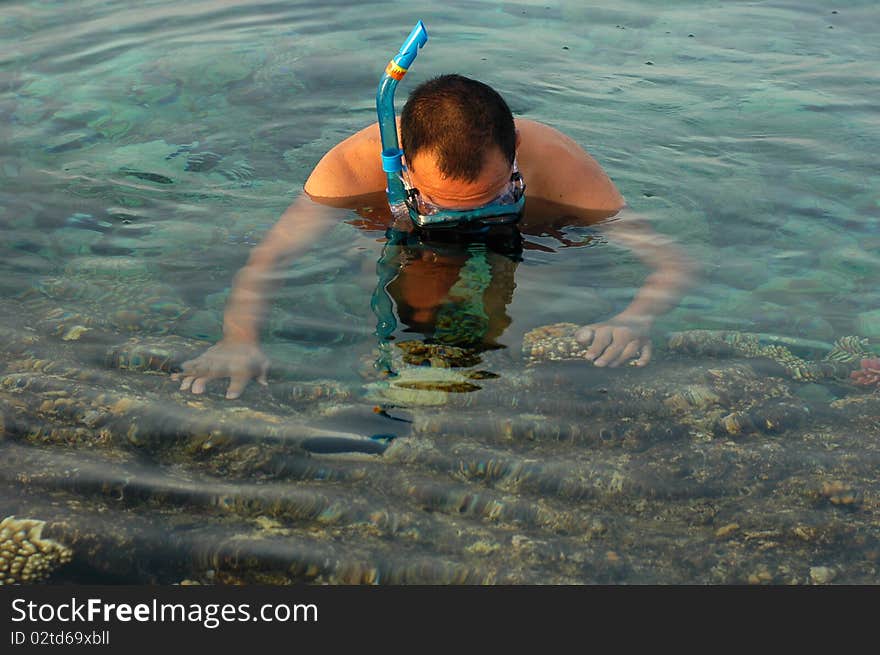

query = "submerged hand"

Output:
[[171, 340, 269, 399], [574, 316, 653, 368]]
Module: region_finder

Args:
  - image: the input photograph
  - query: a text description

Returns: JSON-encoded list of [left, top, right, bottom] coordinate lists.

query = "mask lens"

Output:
[[400, 168, 525, 228]]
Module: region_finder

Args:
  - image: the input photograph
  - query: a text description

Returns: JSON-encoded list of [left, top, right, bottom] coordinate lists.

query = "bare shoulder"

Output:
[[303, 122, 388, 199], [515, 118, 625, 212]]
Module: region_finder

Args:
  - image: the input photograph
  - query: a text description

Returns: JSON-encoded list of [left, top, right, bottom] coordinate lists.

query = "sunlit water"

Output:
[[1, 0, 879, 584]]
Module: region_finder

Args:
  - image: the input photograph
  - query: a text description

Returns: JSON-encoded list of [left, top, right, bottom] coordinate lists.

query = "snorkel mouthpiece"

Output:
[[377, 21, 428, 206]]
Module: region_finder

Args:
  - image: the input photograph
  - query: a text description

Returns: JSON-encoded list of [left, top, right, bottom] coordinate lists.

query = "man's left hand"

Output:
[[574, 316, 652, 367]]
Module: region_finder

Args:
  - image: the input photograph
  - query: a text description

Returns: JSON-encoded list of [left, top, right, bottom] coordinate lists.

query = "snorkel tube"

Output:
[[376, 20, 428, 208], [371, 22, 428, 374]]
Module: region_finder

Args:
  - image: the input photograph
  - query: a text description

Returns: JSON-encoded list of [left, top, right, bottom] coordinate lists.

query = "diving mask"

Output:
[[400, 166, 526, 229]]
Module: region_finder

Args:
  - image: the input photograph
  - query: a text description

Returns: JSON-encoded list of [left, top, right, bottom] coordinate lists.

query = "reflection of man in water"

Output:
[[377, 227, 522, 350], [174, 74, 695, 398]]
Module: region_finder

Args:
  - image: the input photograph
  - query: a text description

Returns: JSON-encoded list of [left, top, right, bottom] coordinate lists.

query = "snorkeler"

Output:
[[174, 60, 695, 399]]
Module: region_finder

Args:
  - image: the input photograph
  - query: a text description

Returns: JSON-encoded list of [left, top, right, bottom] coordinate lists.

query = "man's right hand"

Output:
[[172, 340, 269, 400]]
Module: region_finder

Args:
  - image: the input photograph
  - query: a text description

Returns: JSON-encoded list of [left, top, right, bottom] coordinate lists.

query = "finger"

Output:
[[178, 376, 195, 392], [171, 367, 195, 381], [191, 376, 216, 395], [609, 340, 641, 368], [179, 358, 208, 378], [574, 326, 594, 345], [256, 360, 269, 386], [634, 342, 653, 367], [593, 341, 623, 367], [585, 330, 612, 361], [226, 375, 250, 400]]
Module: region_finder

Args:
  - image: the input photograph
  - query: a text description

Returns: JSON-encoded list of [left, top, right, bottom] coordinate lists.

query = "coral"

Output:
[[364, 367, 481, 407], [666, 329, 864, 382], [0, 516, 73, 585], [824, 336, 872, 363], [395, 340, 482, 368], [850, 357, 880, 388], [816, 481, 863, 509], [522, 322, 591, 364], [105, 336, 201, 373], [714, 399, 811, 437]]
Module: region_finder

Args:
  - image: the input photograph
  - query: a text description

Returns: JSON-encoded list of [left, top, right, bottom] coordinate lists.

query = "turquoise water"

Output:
[[1, 0, 879, 584]]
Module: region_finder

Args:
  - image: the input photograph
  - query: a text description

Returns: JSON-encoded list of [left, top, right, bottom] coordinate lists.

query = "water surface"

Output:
[[1, 0, 879, 584]]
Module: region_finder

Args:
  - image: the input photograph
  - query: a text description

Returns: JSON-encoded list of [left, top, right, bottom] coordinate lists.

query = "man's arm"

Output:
[[576, 211, 698, 367], [174, 195, 337, 398], [518, 120, 696, 366], [175, 122, 389, 398], [221, 196, 338, 343]]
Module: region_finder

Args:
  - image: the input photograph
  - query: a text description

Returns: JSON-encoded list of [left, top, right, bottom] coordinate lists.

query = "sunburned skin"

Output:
[[303, 118, 625, 214], [404, 150, 514, 210]]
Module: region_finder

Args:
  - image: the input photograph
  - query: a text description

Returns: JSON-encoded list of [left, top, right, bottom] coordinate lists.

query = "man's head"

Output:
[[401, 74, 520, 210]]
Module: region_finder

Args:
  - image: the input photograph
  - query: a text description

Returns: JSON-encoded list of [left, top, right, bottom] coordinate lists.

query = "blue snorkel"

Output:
[[370, 22, 523, 377], [371, 21, 428, 376], [376, 20, 428, 210], [375, 21, 524, 230]]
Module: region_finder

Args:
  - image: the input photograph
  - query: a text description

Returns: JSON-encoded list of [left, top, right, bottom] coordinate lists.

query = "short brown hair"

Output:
[[401, 74, 516, 181]]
